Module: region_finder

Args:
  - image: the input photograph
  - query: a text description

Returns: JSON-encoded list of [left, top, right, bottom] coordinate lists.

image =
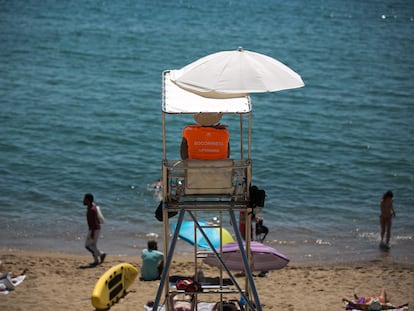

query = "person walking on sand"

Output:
[[83, 193, 106, 266], [379, 190, 396, 248]]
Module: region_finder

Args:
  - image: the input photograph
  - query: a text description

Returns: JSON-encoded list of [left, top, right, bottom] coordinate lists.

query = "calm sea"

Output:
[[1, 0, 413, 264]]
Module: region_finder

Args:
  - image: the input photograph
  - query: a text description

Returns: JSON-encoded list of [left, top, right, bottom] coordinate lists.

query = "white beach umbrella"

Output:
[[171, 47, 304, 99]]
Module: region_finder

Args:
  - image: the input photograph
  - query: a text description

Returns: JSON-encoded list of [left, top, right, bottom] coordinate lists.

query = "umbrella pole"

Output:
[[248, 113, 252, 160], [162, 112, 166, 160], [239, 114, 243, 159]]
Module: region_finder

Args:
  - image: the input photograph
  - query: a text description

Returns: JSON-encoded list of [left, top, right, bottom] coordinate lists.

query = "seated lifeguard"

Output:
[[180, 113, 230, 160]]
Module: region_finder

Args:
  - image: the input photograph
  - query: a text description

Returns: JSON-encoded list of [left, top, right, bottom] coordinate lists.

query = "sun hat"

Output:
[[194, 113, 222, 126]]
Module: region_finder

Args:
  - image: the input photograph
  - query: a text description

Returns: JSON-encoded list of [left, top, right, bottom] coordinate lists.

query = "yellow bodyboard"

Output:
[[91, 262, 138, 310]]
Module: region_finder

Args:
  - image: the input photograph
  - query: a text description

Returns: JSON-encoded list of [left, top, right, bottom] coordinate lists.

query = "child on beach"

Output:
[[379, 190, 396, 248]]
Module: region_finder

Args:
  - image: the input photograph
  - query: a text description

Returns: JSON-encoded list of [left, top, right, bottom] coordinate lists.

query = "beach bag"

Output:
[[175, 278, 202, 292], [155, 201, 178, 222], [249, 186, 265, 208], [96, 205, 105, 224]]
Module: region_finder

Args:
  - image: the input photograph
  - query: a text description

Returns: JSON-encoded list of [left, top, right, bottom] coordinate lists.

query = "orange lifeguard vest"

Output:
[[182, 125, 229, 160]]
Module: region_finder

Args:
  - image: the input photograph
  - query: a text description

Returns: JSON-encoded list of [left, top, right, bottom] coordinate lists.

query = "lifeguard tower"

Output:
[[152, 70, 262, 310]]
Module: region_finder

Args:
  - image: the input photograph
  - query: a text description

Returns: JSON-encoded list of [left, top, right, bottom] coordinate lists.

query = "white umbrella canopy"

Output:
[[171, 47, 304, 99], [163, 70, 251, 113]]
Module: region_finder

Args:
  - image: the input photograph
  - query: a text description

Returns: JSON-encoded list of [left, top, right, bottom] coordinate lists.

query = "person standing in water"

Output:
[[379, 190, 396, 248]]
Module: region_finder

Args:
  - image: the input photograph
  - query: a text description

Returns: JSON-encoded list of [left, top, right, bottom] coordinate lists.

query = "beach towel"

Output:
[[344, 306, 408, 311], [0, 274, 26, 295], [144, 302, 215, 311], [343, 298, 408, 311]]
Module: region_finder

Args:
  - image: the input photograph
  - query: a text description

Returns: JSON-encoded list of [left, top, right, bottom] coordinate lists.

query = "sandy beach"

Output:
[[0, 249, 412, 311]]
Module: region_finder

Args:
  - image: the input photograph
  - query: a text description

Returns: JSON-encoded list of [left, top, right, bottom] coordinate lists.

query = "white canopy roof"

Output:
[[162, 70, 251, 114]]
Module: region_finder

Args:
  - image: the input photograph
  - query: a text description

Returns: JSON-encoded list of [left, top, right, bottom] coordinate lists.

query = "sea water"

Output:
[[0, 0, 413, 263]]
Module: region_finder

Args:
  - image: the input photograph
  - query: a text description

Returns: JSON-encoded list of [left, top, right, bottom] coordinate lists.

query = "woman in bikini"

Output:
[[379, 190, 396, 248]]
